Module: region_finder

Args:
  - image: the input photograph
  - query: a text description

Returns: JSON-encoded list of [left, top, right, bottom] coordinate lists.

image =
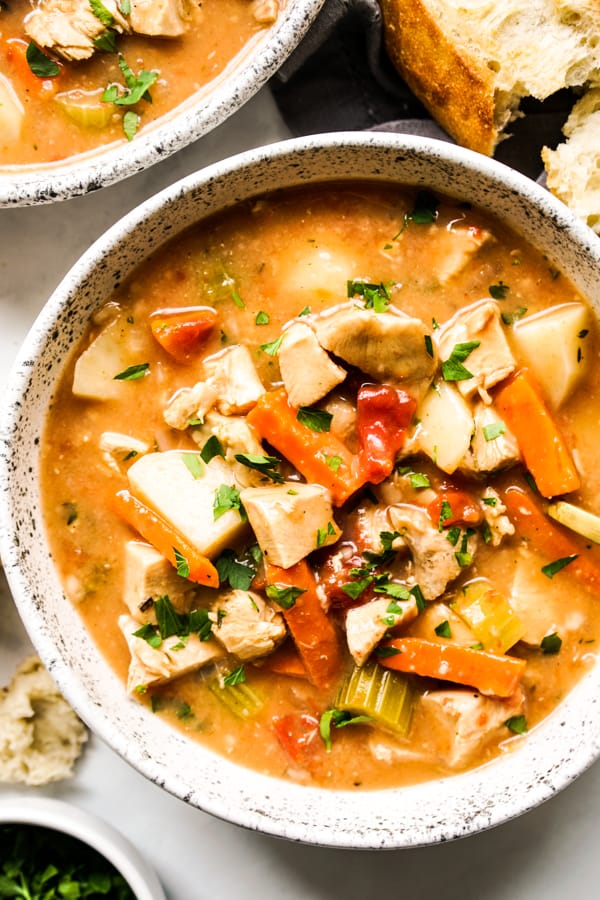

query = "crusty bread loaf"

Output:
[[381, 0, 600, 154], [542, 87, 600, 233]]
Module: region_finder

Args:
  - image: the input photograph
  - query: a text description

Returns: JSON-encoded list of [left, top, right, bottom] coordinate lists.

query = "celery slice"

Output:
[[207, 679, 263, 719], [55, 89, 114, 129], [547, 500, 600, 545], [334, 661, 414, 737], [453, 581, 524, 653]]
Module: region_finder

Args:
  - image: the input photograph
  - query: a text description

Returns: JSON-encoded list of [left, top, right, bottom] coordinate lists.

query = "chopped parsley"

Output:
[[541, 632, 562, 654], [489, 281, 509, 300], [255, 310, 270, 325], [234, 452, 284, 483], [213, 484, 246, 521], [541, 555, 578, 579], [231, 289, 245, 309], [296, 406, 332, 433], [482, 421, 506, 442], [319, 709, 372, 751], [260, 335, 283, 356], [223, 665, 246, 686], [113, 362, 149, 381], [438, 499, 453, 531], [214, 548, 258, 590], [501, 306, 528, 325], [434, 619, 452, 638], [182, 453, 204, 479], [62, 501, 78, 525], [505, 715, 528, 735], [340, 576, 373, 600], [122, 110, 140, 141], [482, 496, 498, 507], [94, 29, 119, 53], [133, 595, 213, 648], [89, 0, 115, 26], [324, 454, 342, 471], [173, 548, 190, 578], [265, 583, 306, 609], [441, 341, 480, 382], [395, 190, 439, 237], [316, 521, 337, 548], [424, 334, 434, 357], [200, 434, 225, 463], [347, 279, 392, 313], [26, 41, 61, 77], [446, 525, 461, 547], [298, 306, 311, 317]]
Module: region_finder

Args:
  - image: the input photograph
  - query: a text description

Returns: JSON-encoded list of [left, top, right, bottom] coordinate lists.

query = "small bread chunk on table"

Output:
[[240, 482, 340, 569]]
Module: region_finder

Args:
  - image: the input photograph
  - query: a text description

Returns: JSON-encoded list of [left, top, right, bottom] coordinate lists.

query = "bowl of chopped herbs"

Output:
[[0, 797, 166, 900]]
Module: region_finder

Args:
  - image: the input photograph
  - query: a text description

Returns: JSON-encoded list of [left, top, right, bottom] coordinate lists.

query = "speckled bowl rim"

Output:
[[2, 132, 600, 849], [0, 0, 324, 207], [0, 797, 166, 898]]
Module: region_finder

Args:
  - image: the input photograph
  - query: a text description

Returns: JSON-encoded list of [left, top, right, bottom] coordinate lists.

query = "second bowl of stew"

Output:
[[3, 132, 600, 847]]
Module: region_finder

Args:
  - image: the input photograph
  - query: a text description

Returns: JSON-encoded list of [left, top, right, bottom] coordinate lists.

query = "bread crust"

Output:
[[380, 0, 499, 155]]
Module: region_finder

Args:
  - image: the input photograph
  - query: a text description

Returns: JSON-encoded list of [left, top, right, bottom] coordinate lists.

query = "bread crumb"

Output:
[[0, 656, 87, 786]]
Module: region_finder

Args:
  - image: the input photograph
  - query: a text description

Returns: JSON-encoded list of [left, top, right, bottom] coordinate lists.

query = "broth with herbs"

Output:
[[41, 183, 600, 790]]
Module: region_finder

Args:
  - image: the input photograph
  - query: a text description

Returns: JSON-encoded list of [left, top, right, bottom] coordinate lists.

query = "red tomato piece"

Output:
[[273, 713, 322, 765], [149, 307, 217, 363], [356, 384, 416, 484], [428, 489, 483, 529]]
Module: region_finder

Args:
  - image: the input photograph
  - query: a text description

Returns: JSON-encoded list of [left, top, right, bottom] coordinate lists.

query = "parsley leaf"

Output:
[[89, 0, 115, 26], [265, 583, 306, 609], [122, 109, 140, 141], [441, 341, 480, 382], [260, 335, 283, 355], [173, 548, 190, 578], [541, 632, 562, 654], [26, 42, 61, 77], [213, 484, 246, 521], [505, 714, 528, 735], [541, 555, 578, 578], [224, 665, 246, 686], [113, 362, 149, 381], [489, 281, 509, 300], [340, 576, 374, 600], [347, 279, 392, 313], [319, 709, 372, 751], [200, 434, 225, 463], [483, 421, 506, 442], [182, 453, 204, 479], [434, 619, 452, 638], [234, 452, 284, 483], [255, 310, 270, 325], [501, 306, 527, 325], [296, 406, 332, 432], [132, 622, 162, 648], [214, 547, 258, 591]]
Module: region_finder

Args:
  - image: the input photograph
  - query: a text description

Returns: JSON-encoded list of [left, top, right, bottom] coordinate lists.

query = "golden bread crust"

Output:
[[380, 0, 499, 155]]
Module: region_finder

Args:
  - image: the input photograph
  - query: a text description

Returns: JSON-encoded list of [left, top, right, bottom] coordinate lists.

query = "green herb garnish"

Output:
[[234, 452, 284, 483], [182, 453, 204, 479], [265, 583, 306, 610], [483, 421, 506, 442], [214, 548, 257, 591], [213, 484, 246, 521], [224, 665, 246, 686], [441, 341, 480, 382], [489, 281, 509, 300], [541, 632, 562, 654], [434, 619, 452, 638], [173, 548, 190, 578], [260, 335, 283, 356], [541, 555, 578, 578], [347, 279, 392, 313], [319, 708, 372, 751], [26, 42, 61, 77], [113, 362, 149, 380], [296, 406, 332, 432], [200, 434, 225, 463], [255, 311, 270, 325], [505, 715, 528, 735]]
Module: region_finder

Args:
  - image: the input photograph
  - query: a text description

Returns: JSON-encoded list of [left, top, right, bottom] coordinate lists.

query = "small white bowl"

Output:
[[0, 796, 166, 899], [0, 0, 324, 207], [2, 133, 600, 848]]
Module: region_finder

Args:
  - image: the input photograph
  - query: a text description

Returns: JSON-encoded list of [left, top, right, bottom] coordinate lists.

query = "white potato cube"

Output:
[[73, 317, 142, 401], [416, 381, 474, 473], [122, 541, 197, 621]]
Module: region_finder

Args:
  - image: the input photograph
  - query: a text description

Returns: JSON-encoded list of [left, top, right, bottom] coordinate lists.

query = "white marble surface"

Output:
[[2, 86, 600, 899]]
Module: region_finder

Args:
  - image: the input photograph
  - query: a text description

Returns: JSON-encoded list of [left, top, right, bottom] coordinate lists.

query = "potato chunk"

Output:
[[128, 450, 248, 559], [122, 541, 197, 621], [511, 302, 592, 409], [416, 381, 473, 474]]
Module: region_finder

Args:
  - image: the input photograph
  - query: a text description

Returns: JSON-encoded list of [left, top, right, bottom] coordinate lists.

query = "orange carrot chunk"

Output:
[[260, 641, 310, 679], [149, 306, 217, 363], [114, 489, 219, 587], [378, 637, 526, 697], [247, 388, 367, 505], [494, 369, 580, 498], [502, 484, 600, 594], [265, 560, 343, 689]]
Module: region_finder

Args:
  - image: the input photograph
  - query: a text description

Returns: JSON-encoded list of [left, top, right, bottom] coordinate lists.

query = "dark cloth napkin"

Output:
[[271, 0, 573, 182]]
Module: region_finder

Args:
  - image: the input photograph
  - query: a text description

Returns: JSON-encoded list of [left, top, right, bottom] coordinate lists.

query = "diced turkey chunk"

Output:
[[122, 541, 197, 622], [509, 551, 581, 646], [479, 488, 515, 547], [128, 450, 248, 559], [163, 383, 218, 431], [99, 431, 149, 473], [129, 0, 189, 37], [203, 345, 265, 415], [346, 596, 418, 666], [192, 411, 264, 458], [240, 482, 341, 568], [25, 0, 129, 61], [430, 225, 492, 285], [418, 687, 524, 768], [437, 300, 516, 400], [460, 401, 520, 476], [415, 381, 473, 474], [321, 394, 358, 450], [387, 504, 476, 600], [119, 614, 224, 694], [277, 322, 346, 408], [251, 0, 278, 24], [311, 303, 437, 397], [354, 503, 405, 555], [210, 590, 286, 660]]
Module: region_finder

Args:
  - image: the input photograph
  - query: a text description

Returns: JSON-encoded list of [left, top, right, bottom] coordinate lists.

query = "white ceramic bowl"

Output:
[[0, 796, 166, 899], [2, 133, 600, 849], [0, 0, 324, 207]]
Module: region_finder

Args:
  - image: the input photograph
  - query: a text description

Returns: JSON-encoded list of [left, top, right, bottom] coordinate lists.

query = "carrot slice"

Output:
[[502, 484, 600, 594], [494, 369, 580, 498], [3, 39, 62, 98], [260, 641, 309, 679], [113, 489, 219, 587], [378, 637, 526, 697], [247, 388, 366, 506], [265, 560, 343, 688], [149, 307, 217, 363]]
